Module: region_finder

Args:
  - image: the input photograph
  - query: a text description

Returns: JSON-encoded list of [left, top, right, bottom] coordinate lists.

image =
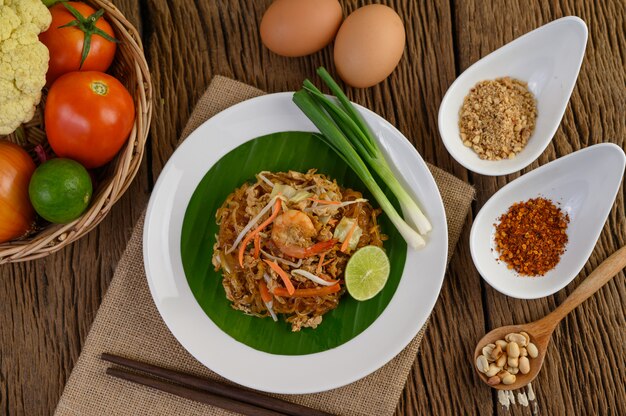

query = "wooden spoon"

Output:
[[473, 245, 626, 390]]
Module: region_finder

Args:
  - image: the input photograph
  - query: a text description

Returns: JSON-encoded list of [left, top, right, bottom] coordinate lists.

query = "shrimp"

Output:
[[271, 210, 337, 258]]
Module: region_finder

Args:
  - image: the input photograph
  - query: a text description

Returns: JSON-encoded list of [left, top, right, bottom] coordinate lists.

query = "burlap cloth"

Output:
[[55, 76, 475, 416]]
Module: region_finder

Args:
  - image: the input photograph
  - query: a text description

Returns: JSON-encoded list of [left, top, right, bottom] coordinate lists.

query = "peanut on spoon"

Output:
[[474, 245, 626, 390]]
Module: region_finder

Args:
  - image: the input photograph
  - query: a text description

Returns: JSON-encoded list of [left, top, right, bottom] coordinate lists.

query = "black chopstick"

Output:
[[106, 367, 285, 416], [102, 353, 333, 416]]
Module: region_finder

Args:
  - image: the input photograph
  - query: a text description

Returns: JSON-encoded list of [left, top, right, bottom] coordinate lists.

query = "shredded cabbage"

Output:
[[333, 217, 362, 250], [290, 190, 313, 202], [270, 184, 296, 199]]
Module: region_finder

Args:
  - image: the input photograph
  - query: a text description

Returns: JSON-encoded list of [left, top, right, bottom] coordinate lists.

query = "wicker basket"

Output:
[[0, 0, 152, 264]]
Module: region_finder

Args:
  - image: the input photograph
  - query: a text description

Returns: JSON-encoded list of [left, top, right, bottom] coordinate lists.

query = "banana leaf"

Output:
[[181, 131, 407, 355]]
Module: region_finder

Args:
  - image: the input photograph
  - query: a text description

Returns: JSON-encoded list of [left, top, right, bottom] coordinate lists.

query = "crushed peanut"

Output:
[[459, 77, 537, 160]]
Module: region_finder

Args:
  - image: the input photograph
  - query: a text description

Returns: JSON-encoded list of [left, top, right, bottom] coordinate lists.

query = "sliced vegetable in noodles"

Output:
[[270, 184, 296, 199], [260, 249, 302, 268], [238, 196, 283, 266], [264, 259, 295, 295], [260, 277, 278, 322], [334, 217, 362, 251], [257, 172, 274, 187], [226, 194, 282, 254], [292, 269, 338, 286]]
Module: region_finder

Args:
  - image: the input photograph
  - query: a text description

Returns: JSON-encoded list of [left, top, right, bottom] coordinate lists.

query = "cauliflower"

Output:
[[0, 0, 51, 135]]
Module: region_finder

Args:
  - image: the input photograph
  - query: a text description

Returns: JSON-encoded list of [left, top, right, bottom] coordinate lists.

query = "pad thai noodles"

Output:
[[212, 169, 386, 331]]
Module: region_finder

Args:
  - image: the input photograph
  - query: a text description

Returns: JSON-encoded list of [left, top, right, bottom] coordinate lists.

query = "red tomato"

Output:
[[45, 72, 135, 169], [0, 141, 36, 243], [40, 2, 117, 85]]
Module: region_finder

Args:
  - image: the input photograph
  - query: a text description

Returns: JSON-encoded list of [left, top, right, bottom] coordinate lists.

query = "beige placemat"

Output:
[[55, 76, 475, 416]]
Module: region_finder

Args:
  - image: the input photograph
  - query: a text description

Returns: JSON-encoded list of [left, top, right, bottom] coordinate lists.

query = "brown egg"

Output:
[[260, 0, 342, 57], [334, 5, 406, 88]]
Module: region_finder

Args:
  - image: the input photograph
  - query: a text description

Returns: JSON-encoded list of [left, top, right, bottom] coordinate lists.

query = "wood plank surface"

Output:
[[454, 1, 625, 415], [0, 0, 624, 415]]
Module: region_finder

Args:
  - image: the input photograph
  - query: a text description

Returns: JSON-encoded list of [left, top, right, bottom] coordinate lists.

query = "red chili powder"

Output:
[[494, 197, 569, 276]]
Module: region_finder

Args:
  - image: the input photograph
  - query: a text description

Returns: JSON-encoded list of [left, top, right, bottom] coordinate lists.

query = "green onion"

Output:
[[305, 67, 432, 236], [292, 90, 426, 249]]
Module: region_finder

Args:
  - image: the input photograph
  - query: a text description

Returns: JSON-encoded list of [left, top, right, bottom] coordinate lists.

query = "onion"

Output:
[[0, 141, 36, 243]]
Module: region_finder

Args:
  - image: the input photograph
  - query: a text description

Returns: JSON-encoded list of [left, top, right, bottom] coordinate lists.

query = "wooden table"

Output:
[[1, 1, 624, 414]]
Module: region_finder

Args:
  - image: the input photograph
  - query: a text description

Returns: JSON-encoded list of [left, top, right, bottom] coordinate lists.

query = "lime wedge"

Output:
[[345, 246, 390, 301]]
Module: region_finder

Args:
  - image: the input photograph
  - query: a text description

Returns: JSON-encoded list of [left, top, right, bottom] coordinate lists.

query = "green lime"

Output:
[[29, 158, 92, 224], [345, 245, 391, 301]]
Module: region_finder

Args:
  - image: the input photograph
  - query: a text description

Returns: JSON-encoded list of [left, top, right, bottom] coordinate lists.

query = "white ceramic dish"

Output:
[[438, 16, 588, 176], [470, 144, 625, 299], [143, 93, 448, 394]]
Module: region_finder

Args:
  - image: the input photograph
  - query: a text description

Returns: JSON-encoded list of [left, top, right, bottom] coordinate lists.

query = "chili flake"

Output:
[[494, 197, 569, 276]]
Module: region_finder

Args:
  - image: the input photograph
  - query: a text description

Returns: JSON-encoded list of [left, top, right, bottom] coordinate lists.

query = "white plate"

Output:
[[143, 93, 448, 394], [470, 144, 625, 299]]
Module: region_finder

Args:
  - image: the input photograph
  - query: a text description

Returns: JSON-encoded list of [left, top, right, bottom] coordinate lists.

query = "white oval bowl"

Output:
[[470, 144, 625, 299], [438, 16, 587, 176]]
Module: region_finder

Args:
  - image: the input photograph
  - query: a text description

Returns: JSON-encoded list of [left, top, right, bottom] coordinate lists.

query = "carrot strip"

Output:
[[316, 252, 326, 275], [253, 234, 260, 259], [259, 280, 272, 303], [278, 239, 338, 259], [307, 198, 341, 205], [340, 218, 359, 253], [264, 259, 295, 295], [238, 197, 282, 267], [274, 283, 341, 298], [304, 239, 338, 257]]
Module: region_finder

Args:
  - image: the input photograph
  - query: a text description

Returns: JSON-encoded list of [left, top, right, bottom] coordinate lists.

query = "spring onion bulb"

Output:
[[292, 90, 426, 249]]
